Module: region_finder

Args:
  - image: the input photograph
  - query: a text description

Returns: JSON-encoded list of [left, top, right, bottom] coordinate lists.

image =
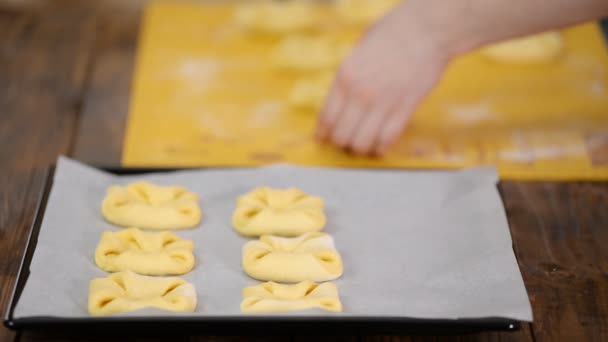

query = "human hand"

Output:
[[315, 0, 452, 156]]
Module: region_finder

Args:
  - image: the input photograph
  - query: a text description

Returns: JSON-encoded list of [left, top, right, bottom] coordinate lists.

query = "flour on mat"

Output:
[[445, 101, 497, 124], [197, 112, 238, 140], [247, 101, 284, 128], [176, 58, 220, 83], [499, 141, 586, 162]]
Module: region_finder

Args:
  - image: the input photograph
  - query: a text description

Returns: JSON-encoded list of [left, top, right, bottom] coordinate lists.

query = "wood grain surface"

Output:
[[0, 2, 97, 341], [1, 1, 607, 341]]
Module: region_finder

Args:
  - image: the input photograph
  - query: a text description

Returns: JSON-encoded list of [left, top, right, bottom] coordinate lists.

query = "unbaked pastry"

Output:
[[288, 72, 334, 110], [88, 271, 196, 316], [95, 227, 195, 275], [335, 0, 401, 25], [273, 36, 348, 72], [242, 232, 343, 282], [102, 181, 201, 230], [480, 31, 563, 64], [234, 0, 316, 34], [241, 281, 342, 313], [233, 187, 326, 237]]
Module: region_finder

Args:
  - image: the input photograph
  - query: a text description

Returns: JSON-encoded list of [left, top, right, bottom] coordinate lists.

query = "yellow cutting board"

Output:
[[123, 1, 608, 179]]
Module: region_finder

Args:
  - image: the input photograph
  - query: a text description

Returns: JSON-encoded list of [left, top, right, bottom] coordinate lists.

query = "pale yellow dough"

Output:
[[273, 36, 348, 72], [289, 73, 334, 110], [336, 0, 402, 24], [242, 232, 343, 283], [102, 181, 201, 230], [233, 187, 326, 237], [480, 31, 563, 64], [241, 281, 342, 313], [95, 227, 195, 275], [88, 271, 196, 316], [234, 0, 316, 34]]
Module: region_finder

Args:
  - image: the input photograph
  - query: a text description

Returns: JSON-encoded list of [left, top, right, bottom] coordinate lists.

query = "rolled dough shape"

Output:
[[241, 281, 342, 313], [273, 36, 347, 72], [289, 72, 334, 110], [480, 31, 563, 64], [336, 0, 402, 24], [88, 271, 197, 316], [101, 181, 201, 230], [232, 186, 326, 237], [242, 232, 343, 283], [95, 227, 195, 275], [234, 0, 316, 34]]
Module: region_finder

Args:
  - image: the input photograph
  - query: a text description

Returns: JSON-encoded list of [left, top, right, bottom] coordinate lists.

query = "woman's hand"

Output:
[[315, 1, 452, 156], [315, 0, 608, 156]]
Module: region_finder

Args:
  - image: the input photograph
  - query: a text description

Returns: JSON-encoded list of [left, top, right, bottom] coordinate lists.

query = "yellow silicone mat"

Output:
[[123, 1, 608, 179]]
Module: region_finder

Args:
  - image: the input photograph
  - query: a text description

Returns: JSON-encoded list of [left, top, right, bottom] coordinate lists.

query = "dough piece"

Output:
[[241, 281, 342, 313], [95, 227, 195, 275], [233, 187, 326, 237], [102, 181, 201, 230], [480, 31, 563, 64], [336, 0, 401, 24], [88, 271, 196, 316], [234, 0, 316, 34], [242, 232, 343, 282], [273, 36, 348, 72], [289, 73, 334, 110]]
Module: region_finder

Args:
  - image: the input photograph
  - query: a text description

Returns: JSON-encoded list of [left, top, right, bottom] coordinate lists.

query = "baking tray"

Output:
[[3, 166, 522, 335]]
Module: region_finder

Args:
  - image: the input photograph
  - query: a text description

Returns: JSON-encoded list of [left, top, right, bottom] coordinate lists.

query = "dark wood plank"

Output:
[[0, 6, 37, 342], [71, 1, 143, 166], [501, 181, 608, 341], [0, 275, 16, 342], [0, 1, 99, 340], [18, 332, 190, 342], [360, 330, 534, 342]]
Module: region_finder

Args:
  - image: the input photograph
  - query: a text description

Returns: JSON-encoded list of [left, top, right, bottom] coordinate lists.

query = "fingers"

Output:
[[317, 58, 380, 153], [375, 96, 418, 154], [350, 105, 391, 155], [316, 71, 399, 155], [317, 65, 368, 149], [317, 72, 419, 156], [316, 46, 424, 155], [316, 74, 345, 142], [330, 97, 368, 149]]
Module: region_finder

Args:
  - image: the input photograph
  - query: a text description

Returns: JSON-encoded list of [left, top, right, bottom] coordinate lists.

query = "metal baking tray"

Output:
[[4, 166, 522, 335]]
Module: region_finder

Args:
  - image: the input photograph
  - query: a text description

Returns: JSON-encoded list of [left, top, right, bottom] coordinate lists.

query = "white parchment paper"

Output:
[[14, 157, 532, 321]]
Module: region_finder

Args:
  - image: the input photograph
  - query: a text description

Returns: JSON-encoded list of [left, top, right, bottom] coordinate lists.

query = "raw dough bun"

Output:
[[234, 0, 316, 34], [480, 31, 563, 64], [233, 187, 326, 237], [242, 232, 343, 282], [102, 181, 201, 230], [241, 281, 342, 313], [336, 0, 401, 24], [95, 227, 195, 275], [88, 271, 196, 316], [273, 36, 348, 72], [289, 72, 334, 110]]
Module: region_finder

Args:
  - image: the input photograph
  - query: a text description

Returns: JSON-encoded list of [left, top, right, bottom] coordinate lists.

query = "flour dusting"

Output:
[[248, 101, 284, 128], [446, 101, 497, 124], [198, 113, 237, 140], [176, 58, 220, 83], [499, 142, 586, 162], [589, 79, 606, 96]]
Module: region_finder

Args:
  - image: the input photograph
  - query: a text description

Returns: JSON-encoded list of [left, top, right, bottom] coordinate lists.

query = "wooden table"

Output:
[[1, 1, 607, 341]]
